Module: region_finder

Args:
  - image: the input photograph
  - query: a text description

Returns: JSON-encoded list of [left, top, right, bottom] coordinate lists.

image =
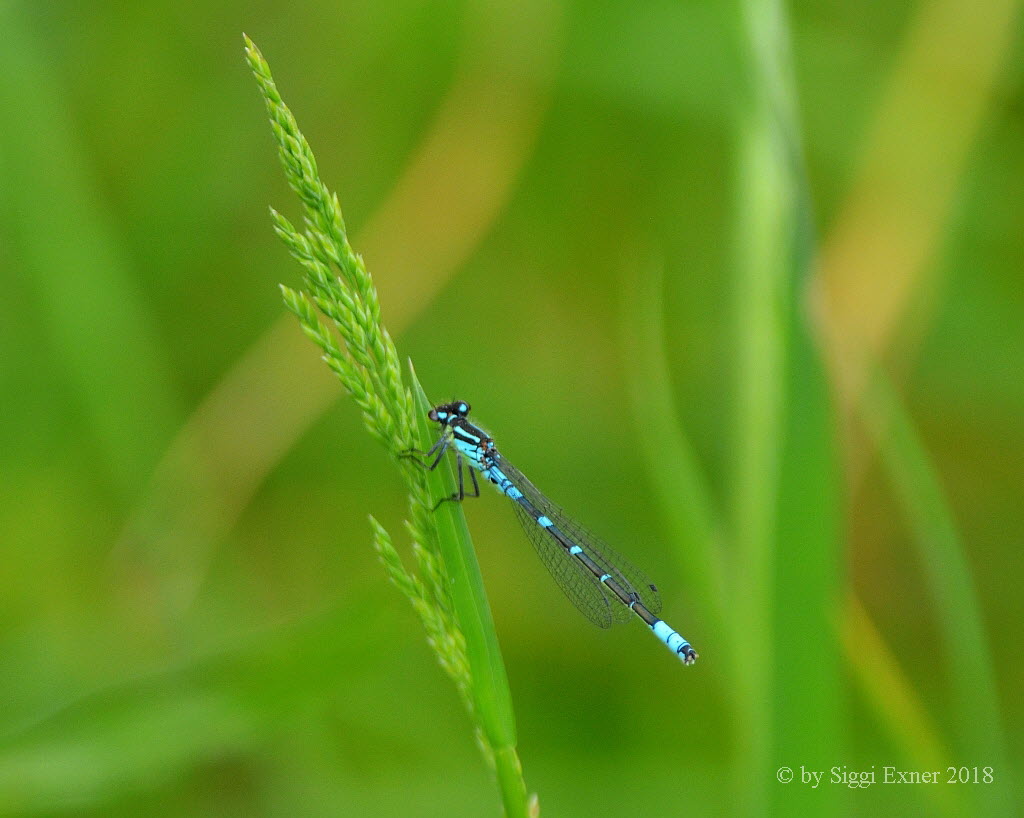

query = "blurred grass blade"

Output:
[[0, 597, 401, 813], [730, 0, 841, 813], [817, 0, 1022, 405], [621, 259, 727, 646], [842, 593, 963, 817], [0, 5, 181, 498], [729, 112, 783, 813], [863, 369, 1012, 816], [407, 364, 529, 817]]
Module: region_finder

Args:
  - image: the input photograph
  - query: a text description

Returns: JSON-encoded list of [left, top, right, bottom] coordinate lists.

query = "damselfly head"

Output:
[[429, 400, 471, 424]]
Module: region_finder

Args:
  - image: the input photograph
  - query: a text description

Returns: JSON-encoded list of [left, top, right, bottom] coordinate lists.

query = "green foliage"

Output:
[[0, 5, 1018, 816]]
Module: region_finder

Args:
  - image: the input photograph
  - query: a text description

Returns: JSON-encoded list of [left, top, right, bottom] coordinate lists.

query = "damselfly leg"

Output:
[[401, 434, 480, 510]]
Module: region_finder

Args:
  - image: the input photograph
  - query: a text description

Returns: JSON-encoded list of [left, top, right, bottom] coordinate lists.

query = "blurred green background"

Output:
[[1, 1, 1021, 815]]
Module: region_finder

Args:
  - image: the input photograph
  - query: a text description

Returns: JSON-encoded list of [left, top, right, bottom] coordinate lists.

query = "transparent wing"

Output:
[[495, 453, 663, 624], [510, 500, 616, 628]]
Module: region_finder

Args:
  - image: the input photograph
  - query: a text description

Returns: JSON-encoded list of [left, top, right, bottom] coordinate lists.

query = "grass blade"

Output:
[[730, 1, 841, 813], [863, 369, 1012, 816], [407, 364, 529, 817], [842, 593, 964, 817]]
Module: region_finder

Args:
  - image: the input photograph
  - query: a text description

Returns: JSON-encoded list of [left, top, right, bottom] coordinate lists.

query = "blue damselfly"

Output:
[[406, 400, 697, 665]]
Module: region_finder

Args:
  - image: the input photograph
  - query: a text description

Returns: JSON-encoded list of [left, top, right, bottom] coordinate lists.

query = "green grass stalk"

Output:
[[729, 1, 841, 815], [244, 35, 530, 817]]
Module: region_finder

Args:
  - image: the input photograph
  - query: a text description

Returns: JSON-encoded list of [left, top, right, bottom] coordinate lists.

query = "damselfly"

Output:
[[406, 400, 697, 665]]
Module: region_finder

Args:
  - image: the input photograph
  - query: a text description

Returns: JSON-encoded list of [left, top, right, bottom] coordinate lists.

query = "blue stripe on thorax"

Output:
[[453, 437, 487, 471]]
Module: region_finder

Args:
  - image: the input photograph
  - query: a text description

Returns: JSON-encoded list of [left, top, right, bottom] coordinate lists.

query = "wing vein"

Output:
[[495, 452, 663, 624]]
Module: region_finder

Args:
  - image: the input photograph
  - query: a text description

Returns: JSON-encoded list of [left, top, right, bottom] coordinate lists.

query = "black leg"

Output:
[[432, 454, 484, 510], [432, 452, 468, 510], [404, 436, 482, 512], [400, 434, 449, 470]]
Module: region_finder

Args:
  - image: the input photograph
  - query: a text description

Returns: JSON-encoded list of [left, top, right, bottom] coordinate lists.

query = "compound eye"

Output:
[[428, 408, 439, 421]]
